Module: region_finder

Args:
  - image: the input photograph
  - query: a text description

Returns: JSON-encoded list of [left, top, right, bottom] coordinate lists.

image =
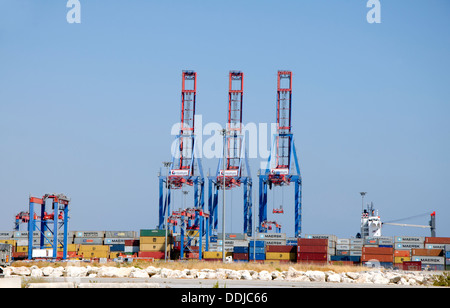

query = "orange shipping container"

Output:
[[361, 254, 393, 262], [362, 247, 393, 255], [394, 250, 410, 257], [412, 249, 443, 256], [425, 237, 450, 244]]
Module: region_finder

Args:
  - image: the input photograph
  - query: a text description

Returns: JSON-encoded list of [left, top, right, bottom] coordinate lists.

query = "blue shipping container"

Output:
[[233, 246, 249, 253], [330, 255, 360, 262], [249, 253, 265, 260], [249, 247, 265, 254], [110, 244, 125, 252], [249, 240, 265, 247]]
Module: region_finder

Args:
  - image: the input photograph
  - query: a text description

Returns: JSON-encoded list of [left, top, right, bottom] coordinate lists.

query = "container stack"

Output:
[[265, 245, 296, 264], [78, 244, 109, 259], [124, 239, 139, 256], [104, 231, 136, 258], [361, 246, 393, 267], [331, 238, 361, 264], [297, 236, 333, 265], [232, 237, 249, 262], [138, 229, 171, 260], [394, 249, 411, 267], [394, 236, 424, 250], [249, 240, 265, 262]]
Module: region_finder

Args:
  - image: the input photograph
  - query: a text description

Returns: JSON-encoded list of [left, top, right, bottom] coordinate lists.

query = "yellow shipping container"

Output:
[[109, 252, 121, 259], [394, 256, 411, 263], [265, 252, 296, 260], [80, 251, 109, 259], [57, 244, 79, 252], [78, 245, 109, 252], [203, 251, 232, 259], [140, 243, 171, 251], [140, 236, 167, 244], [16, 246, 28, 253], [0, 239, 16, 246]]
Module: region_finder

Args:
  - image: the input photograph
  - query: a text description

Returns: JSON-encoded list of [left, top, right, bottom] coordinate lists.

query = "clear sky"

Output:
[[1, 0, 449, 238]]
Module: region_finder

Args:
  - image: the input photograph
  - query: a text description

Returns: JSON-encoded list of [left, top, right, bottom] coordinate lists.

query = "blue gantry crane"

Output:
[[207, 71, 253, 237], [158, 70, 207, 260], [258, 71, 303, 238]]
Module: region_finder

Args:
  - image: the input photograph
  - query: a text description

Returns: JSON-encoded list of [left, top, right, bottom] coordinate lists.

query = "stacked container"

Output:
[[139, 229, 171, 259], [249, 240, 265, 262], [297, 237, 330, 265], [265, 245, 296, 263], [362, 247, 393, 267]]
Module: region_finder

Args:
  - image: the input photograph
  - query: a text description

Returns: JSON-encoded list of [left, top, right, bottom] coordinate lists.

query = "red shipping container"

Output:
[[362, 247, 393, 255], [266, 245, 296, 253], [297, 238, 328, 246], [233, 253, 249, 260], [297, 252, 328, 261], [402, 261, 421, 271], [425, 237, 450, 244], [361, 254, 393, 262], [297, 245, 328, 253], [138, 251, 165, 259], [297, 260, 327, 265], [124, 240, 139, 246]]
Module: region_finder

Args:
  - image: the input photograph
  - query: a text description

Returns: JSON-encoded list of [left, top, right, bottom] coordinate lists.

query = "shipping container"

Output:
[[256, 233, 286, 240], [140, 243, 170, 252], [350, 250, 362, 256], [248, 253, 265, 261], [140, 229, 170, 237], [74, 238, 104, 245], [402, 261, 421, 271], [124, 239, 139, 246], [104, 238, 135, 245], [337, 239, 350, 245], [362, 247, 393, 255], [361, 254, 393, 262], [138, 251, 166, 259], [394, 236, 424, 243], [266, 252, 296, 260], [233, 253, 249, 260], [74, 231, 105, 238], [249, 247, 265, 254], [249, 240, 265, 247], [425, 244, 445, 250], [425, 237, 450, 244], [139, 236, 164, 244], [266, 245, 296, 253], [394, 250, 410, 257], [394, 256, 411, 263], [336, 250, 350, 256], [105, 231, 136, 238], [350, 238, 364, 245], [233, 246, 249, 253], [395, 243, 424, 249], [297, 252, 328, 261], [411, 256, 444, 265], [412, 249, 443, 256], [336, 244, 350, 250], [297, 238, 328, 246], [217, 233, 247, 240]]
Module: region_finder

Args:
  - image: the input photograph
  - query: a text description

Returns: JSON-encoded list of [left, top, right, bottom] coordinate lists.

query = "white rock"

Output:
[[326, 272, 341, 283], [227, 270, 241, 280], [66, 266, 88, 277], [130, 268, 149, 278], [145, 266, 159, 276], [13, 266, 31, 276], [345, 272, 360, 280], [240, 270, 252, 280], [30, 267, 43, 277], [305, 270, 326, 282], [258, 270, 272, 281], [371, 273, 390, 285]]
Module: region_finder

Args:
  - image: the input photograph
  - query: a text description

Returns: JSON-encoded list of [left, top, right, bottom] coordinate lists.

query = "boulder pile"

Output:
[[0, 264, 440, 286]]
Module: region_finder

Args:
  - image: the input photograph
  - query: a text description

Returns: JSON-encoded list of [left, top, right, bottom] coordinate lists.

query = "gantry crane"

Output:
[[27, 194, 70, 260], [207, 71, 253, 237], [258, 71, 302, 237], [158, 70, 207, 259]]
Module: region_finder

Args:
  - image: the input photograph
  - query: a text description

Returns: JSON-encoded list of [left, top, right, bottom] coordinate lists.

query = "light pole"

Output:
[[360, 192, 367, 237], [163, 161, 172, 262], [220, 128, 227, 262]]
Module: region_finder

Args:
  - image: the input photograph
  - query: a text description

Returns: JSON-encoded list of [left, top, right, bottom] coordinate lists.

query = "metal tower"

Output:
[[258, 71, 302, 237], [208, 71, 253, 237], [158, 70, 206, 260]]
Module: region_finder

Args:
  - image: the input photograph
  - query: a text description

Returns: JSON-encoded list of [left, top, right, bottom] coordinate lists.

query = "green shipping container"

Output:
[[140, 229, 170, 237]]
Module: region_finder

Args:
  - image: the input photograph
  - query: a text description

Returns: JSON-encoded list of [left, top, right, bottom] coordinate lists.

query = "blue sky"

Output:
[[0, 0, 449, 238]]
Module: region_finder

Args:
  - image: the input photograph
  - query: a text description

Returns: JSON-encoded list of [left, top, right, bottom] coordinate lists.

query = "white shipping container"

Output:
[[32, 249, 53, 258], [394, 236, 424, 243], [337, 239, 350, 245], [395, 243, 424, 249], [411, 256, 444, 265], [336, 244, 350, 250], [350, 238, 364, 245], [425, 244, 445, 249]]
